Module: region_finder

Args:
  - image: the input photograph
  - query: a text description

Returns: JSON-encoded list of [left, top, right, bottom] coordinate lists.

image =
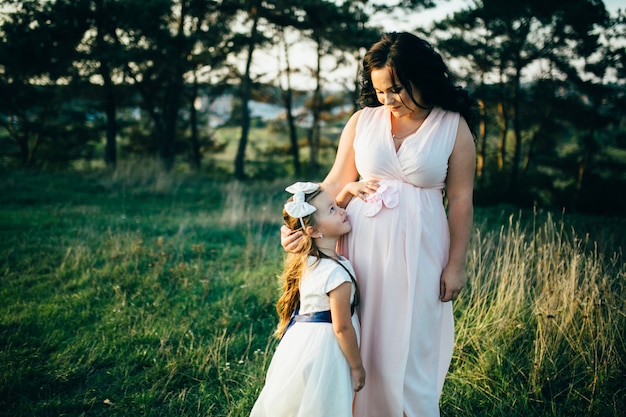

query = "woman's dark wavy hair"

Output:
[[358, 32, 477, 136]]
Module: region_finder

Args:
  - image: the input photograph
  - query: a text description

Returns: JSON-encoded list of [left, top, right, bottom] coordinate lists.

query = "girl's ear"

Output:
[[304, 225, 323, 239]]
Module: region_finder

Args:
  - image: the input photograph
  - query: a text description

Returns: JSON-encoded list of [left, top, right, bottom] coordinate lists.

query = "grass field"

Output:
[[1, 166, 624, 417]]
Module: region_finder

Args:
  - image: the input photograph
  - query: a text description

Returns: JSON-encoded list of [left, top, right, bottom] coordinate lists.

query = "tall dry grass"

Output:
[[444, 212, 626, 416], [99, 157, 181, 194]]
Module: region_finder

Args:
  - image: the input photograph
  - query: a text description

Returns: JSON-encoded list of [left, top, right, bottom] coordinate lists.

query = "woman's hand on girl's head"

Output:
[[280, 225, 303, 253]]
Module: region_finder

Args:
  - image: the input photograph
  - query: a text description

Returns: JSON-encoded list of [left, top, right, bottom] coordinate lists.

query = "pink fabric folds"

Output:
[[362, 180, 399, 217]]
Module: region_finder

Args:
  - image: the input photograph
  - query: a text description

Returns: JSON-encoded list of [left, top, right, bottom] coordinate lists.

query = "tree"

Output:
[[233, 0, 265, 180], [1, 0, 241, 170], [115, 0, 178, 170], [0, 0, 92, 167], [276, 25, 303, 176], [78, 0, 131, 168], [230, 0, 382, 179], [297, 0, 380, 174], [556, 10, 626, 212], [269, 0, 379, 177], [433, 0, 612, 204]]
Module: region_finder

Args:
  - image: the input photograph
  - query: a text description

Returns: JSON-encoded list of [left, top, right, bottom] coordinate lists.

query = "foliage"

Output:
[[1, 170, 624, 416], [432, 0, 626, 214], [0, 0, 625, 208]]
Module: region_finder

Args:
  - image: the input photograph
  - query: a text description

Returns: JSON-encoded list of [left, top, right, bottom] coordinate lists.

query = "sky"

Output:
[[373, 0, 624, 31]]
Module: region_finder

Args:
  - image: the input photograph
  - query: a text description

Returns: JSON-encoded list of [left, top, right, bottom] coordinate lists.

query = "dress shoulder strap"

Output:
[[319, 252, 360, 308]]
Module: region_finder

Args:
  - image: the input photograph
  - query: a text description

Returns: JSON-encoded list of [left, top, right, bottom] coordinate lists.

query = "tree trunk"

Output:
[[497, 99, 508, 171], [509, 72, 522, 193], [18, 128, 30, 167], [308, 39, 323, 174], [160, 72, 182, 171], [234, 3, 260, 180], [102, 65, 117, 168], [522, 109, 551, 175], [279, 29, 300, 176], [95, 0, 117, 168], [160, 5, 190, 172], [497, 68, 509, 172], [573, 129, 596, 211], [476, 98, 487, 185], [189, 77, 201, 171], [351, 51, 360, 113], [284, 91, 300, 176]]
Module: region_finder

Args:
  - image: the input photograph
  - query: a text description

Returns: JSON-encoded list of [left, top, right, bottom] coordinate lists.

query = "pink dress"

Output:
[[339, 105, 459, 417]]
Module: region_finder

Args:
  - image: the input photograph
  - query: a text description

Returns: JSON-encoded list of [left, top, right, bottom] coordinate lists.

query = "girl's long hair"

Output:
[[275, 189, 323, 338], [358, 31, 477, 136]]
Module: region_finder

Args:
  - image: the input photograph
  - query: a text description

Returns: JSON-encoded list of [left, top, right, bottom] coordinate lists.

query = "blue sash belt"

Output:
[[293, 309, 332, 323], [284, 306, 356, 335]]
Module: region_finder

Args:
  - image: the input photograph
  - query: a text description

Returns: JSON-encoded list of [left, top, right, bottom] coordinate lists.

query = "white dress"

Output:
[[250, 256, 360, 417], [339, 106, 459, 417]]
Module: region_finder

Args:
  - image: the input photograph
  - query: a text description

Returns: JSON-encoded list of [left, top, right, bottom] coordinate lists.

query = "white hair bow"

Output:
[[284, 182, 320, 228]]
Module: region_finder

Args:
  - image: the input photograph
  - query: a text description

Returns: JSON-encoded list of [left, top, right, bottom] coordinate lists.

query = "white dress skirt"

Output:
[[250, 256, 360, 417]]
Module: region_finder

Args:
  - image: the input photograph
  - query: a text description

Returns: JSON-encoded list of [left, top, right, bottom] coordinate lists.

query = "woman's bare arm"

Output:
[[440, 117, 475, 302]]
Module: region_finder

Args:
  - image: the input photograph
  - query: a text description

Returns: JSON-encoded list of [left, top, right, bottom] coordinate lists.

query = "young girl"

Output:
[[250, 182, 365, 417]]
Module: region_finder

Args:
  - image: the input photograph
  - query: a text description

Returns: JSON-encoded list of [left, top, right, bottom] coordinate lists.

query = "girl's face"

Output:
[[310, 191, 351, 238], [371, 66, 421, 118]]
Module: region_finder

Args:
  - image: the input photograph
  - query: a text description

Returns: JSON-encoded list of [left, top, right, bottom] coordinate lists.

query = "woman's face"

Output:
[[371, 66, 421, 118]]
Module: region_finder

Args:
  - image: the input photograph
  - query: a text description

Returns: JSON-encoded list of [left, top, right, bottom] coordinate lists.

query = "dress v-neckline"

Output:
[[388, 107, 434, 153]]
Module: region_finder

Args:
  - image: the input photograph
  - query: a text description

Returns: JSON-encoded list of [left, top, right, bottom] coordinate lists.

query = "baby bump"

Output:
[[344, 183, 448, 261]]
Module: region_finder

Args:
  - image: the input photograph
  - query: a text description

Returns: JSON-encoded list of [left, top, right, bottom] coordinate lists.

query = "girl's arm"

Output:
[[440, 117, 475, 302], [329, 282, 365, 392]]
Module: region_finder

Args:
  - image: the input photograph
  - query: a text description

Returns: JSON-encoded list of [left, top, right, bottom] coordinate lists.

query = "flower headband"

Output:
[[284, 182, 320, 229]]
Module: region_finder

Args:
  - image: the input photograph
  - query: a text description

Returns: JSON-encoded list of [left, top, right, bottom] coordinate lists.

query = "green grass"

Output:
[[1, 167, 624, 416]]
